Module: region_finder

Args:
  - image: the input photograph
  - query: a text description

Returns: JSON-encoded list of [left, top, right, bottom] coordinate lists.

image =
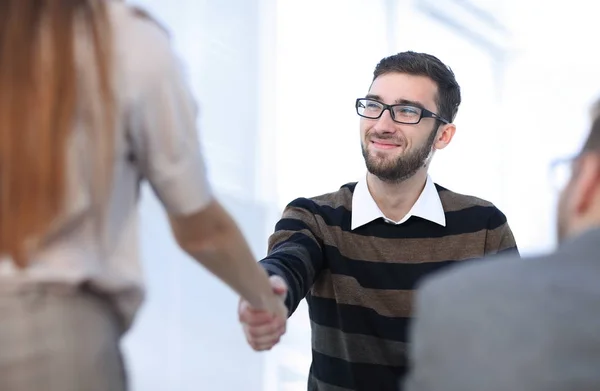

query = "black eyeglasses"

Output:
[[355, 98, 450, 125]]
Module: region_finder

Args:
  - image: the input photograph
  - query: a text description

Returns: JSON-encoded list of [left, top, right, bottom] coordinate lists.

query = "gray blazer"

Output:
[[404, 227, 600, 391]]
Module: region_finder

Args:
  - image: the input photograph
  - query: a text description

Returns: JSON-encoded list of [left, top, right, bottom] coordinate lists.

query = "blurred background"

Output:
[[122, 0, 600, 389]]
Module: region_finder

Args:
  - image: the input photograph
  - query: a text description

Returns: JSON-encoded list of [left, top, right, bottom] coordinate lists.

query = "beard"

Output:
[[361, 125, 438, 183]]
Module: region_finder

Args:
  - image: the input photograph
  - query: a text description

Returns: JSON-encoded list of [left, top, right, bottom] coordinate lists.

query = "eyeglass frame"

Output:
[[355, 98, 450, 125]]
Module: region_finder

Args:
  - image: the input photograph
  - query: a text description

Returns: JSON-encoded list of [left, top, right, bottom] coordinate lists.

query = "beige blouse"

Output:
[[0, 2, 213, 329]]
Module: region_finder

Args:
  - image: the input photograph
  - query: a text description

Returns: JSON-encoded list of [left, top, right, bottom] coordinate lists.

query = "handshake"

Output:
[[238, 275, 289, 351]]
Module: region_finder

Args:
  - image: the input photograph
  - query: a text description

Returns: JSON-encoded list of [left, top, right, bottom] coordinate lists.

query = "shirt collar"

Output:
[[351, 174, 446, 230]]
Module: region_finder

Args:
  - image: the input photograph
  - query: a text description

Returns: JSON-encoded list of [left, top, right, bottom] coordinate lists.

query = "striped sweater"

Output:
[[260, 182, 518, 391]]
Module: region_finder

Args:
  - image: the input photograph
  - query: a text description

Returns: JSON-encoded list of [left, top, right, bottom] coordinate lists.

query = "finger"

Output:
[[269, 275, 288, 297], [239, 311, 273, 326], [246, 323, 286, 351], [248, 334, 283, 351], [246, 319, 285, 339], [251, 340, 280, 351], [239, 298, 281, 317], [239, 299, 271, 315], [245, 325, 286, 349], [248, 333, 282, 347], [238, 301, 274, 325]]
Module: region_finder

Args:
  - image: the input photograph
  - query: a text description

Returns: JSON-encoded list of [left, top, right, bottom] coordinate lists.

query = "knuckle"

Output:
[[248, 328, 262, 338], [239, 311, 251, 323]]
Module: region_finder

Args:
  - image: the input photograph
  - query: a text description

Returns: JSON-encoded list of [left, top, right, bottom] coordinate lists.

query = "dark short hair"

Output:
[[373, 51, 461, 122]]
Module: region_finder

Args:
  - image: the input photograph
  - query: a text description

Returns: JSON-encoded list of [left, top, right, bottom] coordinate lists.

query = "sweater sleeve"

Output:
[[260, 197, 325, 316]]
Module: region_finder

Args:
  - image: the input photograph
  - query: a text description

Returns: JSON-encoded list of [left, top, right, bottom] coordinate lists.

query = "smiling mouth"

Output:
[[371, 140, 401, 150]]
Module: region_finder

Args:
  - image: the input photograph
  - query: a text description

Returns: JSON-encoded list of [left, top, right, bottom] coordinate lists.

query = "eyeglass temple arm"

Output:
[[424, 110, 450, 124]]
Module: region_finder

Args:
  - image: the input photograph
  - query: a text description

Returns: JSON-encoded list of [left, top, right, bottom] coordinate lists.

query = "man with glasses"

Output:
[[403, 102, 600, 391], [238, 51, 518, 390]]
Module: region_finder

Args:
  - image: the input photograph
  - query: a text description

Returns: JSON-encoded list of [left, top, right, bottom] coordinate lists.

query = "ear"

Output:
[[433, 123, 456, 150], [570, 154, 600, 215]]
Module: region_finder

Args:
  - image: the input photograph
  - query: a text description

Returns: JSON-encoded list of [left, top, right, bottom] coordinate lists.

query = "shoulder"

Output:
[[280, 183, 356, 229], [126, 5, 170, 36], [107, 2, 177, 89], [436, 183, 507, 222], [416, 251, 545, 309], [286, 182, 356, 212], [436, 183, 496, 209], [107, 2, 169, 37]]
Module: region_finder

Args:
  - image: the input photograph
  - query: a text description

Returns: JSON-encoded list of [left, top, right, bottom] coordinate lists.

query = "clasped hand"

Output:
[[238, 275, 288, 351]]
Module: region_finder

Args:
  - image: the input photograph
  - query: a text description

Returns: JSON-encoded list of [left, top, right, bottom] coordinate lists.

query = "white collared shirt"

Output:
[[351, 174, 446, 230]]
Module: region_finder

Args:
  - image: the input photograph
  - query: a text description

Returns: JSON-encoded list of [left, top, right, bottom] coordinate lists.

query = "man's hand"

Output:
[[239, 275, 288, 351]]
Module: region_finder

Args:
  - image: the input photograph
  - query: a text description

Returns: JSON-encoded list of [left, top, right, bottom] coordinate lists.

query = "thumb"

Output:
[[269, 275, 288, 297]]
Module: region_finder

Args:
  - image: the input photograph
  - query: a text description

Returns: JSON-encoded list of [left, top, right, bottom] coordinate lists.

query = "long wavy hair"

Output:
[[0, 0, 114, 267]]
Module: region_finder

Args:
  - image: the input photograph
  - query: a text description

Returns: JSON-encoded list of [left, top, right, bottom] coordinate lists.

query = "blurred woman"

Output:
[[0, 1, 286, 390]]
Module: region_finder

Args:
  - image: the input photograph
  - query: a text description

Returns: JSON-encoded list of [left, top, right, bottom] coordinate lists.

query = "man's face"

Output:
[[360, 72, 449, 182]]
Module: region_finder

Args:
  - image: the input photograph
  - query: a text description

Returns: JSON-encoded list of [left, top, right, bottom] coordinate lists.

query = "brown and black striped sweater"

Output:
[[260, 182, 518, 391]]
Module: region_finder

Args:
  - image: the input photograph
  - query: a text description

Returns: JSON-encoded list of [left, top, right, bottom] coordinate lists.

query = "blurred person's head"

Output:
[[0, 0, 114, 267], [556, 100, 600, 242], [357, 51, 461, 183]]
